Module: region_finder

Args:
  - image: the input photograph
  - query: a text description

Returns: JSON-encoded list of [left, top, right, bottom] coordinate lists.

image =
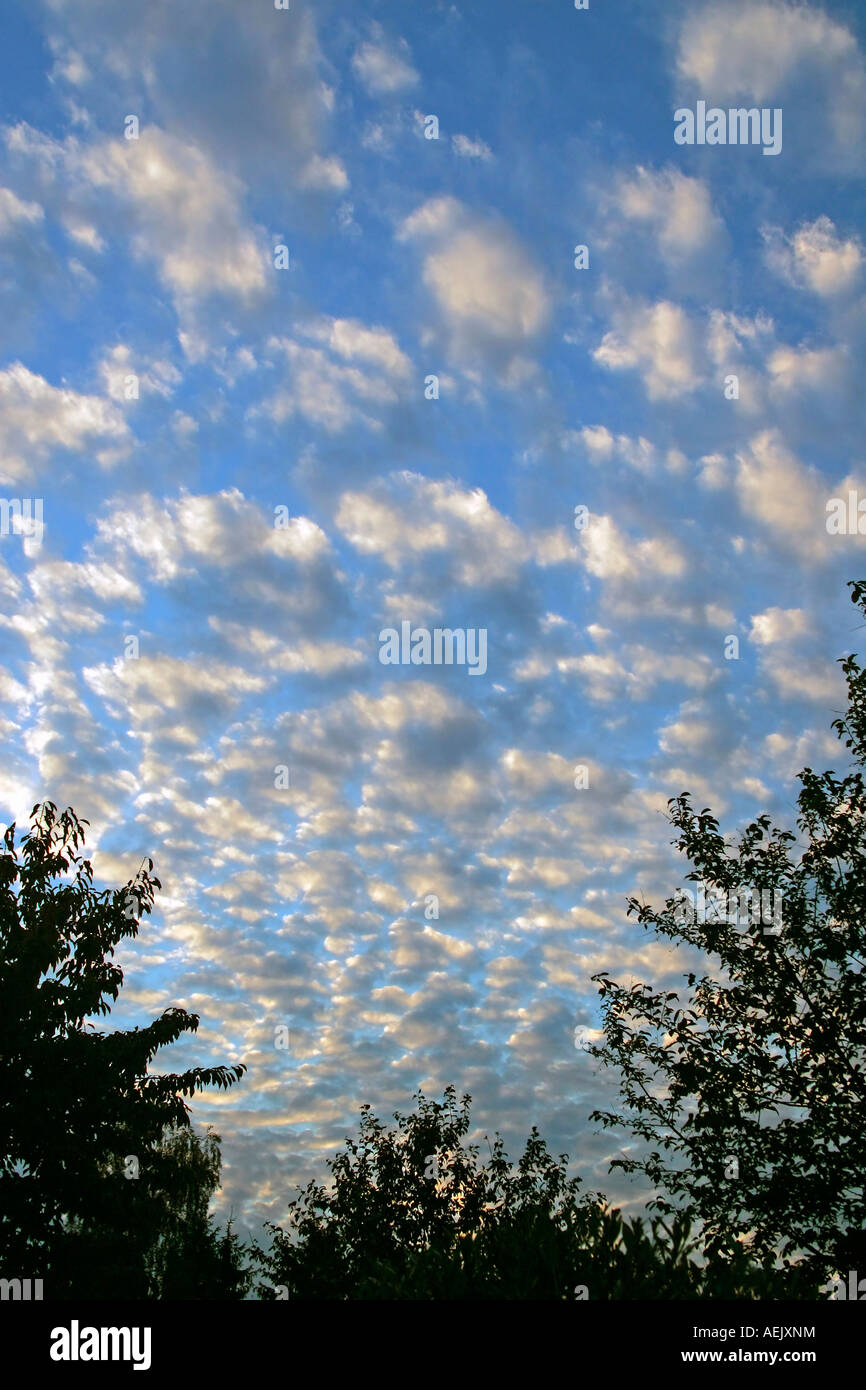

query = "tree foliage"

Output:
[[51, 1122, 253, 1299], [589, 579, 866, 1279], [260, 1087, 818, 1299], [0, 801, 248, 1296]]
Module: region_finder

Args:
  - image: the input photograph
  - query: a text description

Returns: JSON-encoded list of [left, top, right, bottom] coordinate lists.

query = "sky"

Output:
[[0, 0, 865, 1241]]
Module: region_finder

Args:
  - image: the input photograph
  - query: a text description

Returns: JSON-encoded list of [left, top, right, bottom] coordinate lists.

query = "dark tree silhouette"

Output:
[[0, 801, 248, 1296], [589, 579, 866, 1280], [48, 1121, 253, 1299], [259, 1086, 818, 1299]]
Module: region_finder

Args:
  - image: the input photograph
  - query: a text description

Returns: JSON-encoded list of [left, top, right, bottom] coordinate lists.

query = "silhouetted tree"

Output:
[[260, 1087, 818, 1299], [590, 579, 866, 1281], [142, 1125, 252, 1300], [0, 801, 248, 1296], [50, 1122, 254, 1299]]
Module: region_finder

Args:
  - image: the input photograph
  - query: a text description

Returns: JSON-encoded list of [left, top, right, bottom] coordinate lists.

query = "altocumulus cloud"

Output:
[[0, 0, 863, 1239]]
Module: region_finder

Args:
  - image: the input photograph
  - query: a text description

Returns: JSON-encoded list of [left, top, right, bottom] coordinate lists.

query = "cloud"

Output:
[[766, 343, 851, 400], [677, 1, 857, 99], [749, 607, 813, 645], [6, 123, 269, 356], [592, 298, 804, 414], [96, 489, 272, 581], [0, 362, 130, 483], [559, 426, 659, 475], [62, 217, 105, 251], [607, 165, 724, 264], [578, 514, 686, 582], [298, 153, 349, 193], [209, 620, 365, 678], [0, 185, 43, 232], [84, 129, 268, 300], [262, 316, 412, 433], [676, 1, 866, 167], [593, 297, 701, 400], [658, 717, 718, 756], [26, 559, 142, 612], [98, 344, 181, 401], [36, 0, 345, 191], [95, 489, 344, 627], [733, 429, 859, 561], [352, 30, 419, 95], [301, 317, 412, 379], [452, 134, 494, 161], [336, 473, 526, 588], [759, 651, 846, 706], [84, 653, 269, 724], [398, 196, 550, 368], [763, 216, 863, 297]]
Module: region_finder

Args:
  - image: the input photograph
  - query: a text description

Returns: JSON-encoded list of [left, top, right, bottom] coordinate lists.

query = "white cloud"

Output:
[[95, 489, 336, 587], [209, 619, 364, 677], [531, 528, 581, 569], [336, 473, 526, 587], [302, 316, 412, 379], [766, 343, 850, 398], [760, 652, 846, 705], [98, 344, 182, 401], [677, 1, 859, 101], [609, 166, 722, 262], [36, 0, 345, 197], [263, 323, 410, 434], [573, 425, 614, 460], [561, 426, 658, 474], [556, 652, 641, 703], [28, 559, 142, 608], [0, 185, 43, 233], [84, 653, 269, 720], [299, 153, 349, 192], [749, 607, 813, 645], [0, 362, 130, 483], [593, 297, 700, 400], [706, 308, 774, 365], [676, 1, 866, 163], [452, 134, 494, 161], [6, 124, 269, 354], [63, 217, 104, 251], [424, 231, 548, 343], [398, 195, 460, 241], [578, 514, 686, 583], [734, 430, 831, 560], [398, 197, 550, 365], [659, 718, 717, 755], [352, 31, 419, 95], [763, 216, 863, 296], [85, 128, 267, 300]]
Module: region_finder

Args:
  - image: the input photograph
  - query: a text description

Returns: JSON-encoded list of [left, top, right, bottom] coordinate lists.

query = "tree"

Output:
[[589, 579, 866, 1280], [260, 1086, 817, 1299], [50, 1122, 254, 1300], [140, 1125, 253, 1300], [0, 801, 247, 1296]]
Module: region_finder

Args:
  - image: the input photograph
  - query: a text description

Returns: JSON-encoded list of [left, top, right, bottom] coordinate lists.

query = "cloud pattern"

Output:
[[0, 0, 864, 1236]]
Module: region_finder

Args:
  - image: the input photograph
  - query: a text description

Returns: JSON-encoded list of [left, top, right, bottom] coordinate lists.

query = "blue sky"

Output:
[[1, 0, 865, 1238]]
